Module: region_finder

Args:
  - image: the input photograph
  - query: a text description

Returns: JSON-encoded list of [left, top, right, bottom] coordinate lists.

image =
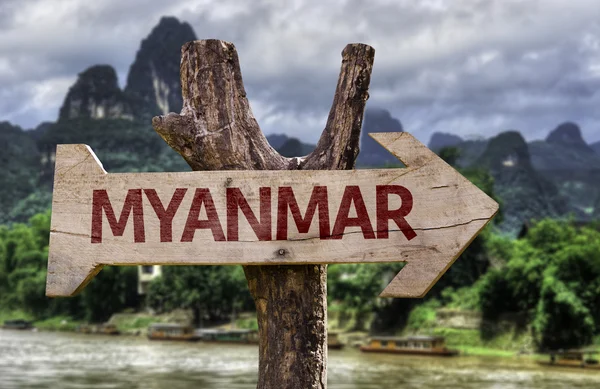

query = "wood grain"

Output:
[[46, 132, 498, 298]]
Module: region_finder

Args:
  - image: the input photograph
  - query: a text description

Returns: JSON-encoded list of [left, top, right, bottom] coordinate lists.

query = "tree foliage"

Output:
[[146, 265, 252, 325], [0, 210, 139, 322], [478, 219, 600, 349]]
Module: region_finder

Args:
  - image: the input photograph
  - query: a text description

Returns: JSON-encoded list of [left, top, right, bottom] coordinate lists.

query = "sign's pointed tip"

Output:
[[45, 256, 102, 297]]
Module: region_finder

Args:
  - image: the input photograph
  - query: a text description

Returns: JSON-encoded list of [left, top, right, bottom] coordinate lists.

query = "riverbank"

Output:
[[0, 310, 81, 332], [0, 309, 564, 361]]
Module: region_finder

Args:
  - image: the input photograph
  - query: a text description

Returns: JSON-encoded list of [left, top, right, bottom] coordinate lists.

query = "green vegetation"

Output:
[[433, 327, 533, 353], [479, 219, 600, 350], [0, 122, 42, 224], [146, 265, 253, 326], [37, 118, 190, 177], [108, 313, 172, 332], [34, 316, 83, 332], [2, 117, 191, 225], [406, 300, 440, 332], [235, 316, 259, 330], [0, 211, 139, 324]]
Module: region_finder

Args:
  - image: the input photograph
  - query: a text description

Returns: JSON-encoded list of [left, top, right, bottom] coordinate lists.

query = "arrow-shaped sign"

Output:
[[46, 132, 498, 298]]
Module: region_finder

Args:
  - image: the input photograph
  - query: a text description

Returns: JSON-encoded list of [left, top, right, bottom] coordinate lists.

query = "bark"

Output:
[[153, 39, 374, 389]]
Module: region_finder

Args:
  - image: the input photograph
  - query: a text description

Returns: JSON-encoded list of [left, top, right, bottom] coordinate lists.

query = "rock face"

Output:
[[478, 131, 532, 171], [546, 122, 594, 153], [428, 132, 464, 151], [124, 16, 197, 121], [476, 131, 569, 233], [58, 17, 196, 123], [530, 122, 600, 219], [356, 108, 404, 166], [59, 65, 133, 121]]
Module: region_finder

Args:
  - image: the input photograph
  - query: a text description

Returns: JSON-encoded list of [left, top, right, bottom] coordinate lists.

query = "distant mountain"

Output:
[[266, 134, 292, 150], [124, 16, 196, 121], [476, 131, 570, 233], [529, 122, 600, 218], [426, 134, 487, 168], [428, 132, 463, 151], [58, 16, 195, 126], [545, 122, 595, 154], [428, 132, 489, 168], [356, 108, 404, 167], [0, 17, 200, 224], [591, 141, 600, 154], [59, 65, 134, 121], [266, 134, 315, 157], [424, 122, 600, 232]]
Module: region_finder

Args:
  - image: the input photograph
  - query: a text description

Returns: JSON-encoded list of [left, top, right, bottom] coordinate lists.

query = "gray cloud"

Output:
[[0, 0, 599, 145]]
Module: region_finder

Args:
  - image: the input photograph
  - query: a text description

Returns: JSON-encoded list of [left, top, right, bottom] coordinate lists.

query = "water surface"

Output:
[[1, 330, 599, 388]]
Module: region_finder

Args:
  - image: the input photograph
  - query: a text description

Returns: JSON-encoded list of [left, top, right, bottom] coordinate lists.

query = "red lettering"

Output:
[[227, 187, 271, 241], [331, 186, 375, 239], [181, 188, 226, 242], [144, 188, 187, 242], [91, 189, 145, 243], [376, 185, 416, 240], [277, 186, 330, 240]]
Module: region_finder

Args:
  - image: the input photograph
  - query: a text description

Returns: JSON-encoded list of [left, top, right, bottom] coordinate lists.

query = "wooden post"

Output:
[[152, 40, 374, 389]]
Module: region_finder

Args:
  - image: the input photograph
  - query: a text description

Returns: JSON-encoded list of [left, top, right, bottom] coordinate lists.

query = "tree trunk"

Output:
[[153, 39, 374, 389]]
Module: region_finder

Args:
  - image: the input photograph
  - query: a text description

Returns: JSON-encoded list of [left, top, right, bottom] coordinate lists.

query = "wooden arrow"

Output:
[[46, 132, 498, 298]]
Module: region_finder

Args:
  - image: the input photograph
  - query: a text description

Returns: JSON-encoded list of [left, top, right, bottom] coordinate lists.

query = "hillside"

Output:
[[0, 122, 42, 224], [475, 131, 570, 233]]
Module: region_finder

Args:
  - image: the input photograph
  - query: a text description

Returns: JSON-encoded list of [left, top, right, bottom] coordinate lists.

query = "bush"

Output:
[[406, 300, 440, 332]]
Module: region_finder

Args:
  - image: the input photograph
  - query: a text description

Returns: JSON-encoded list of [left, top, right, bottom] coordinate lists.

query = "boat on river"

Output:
[[538, 349, 600, 369], [360, 335, 458, 356], [2, 319, 34, 330], [147, 323, 201, 341], [196, 328, 259, 344]]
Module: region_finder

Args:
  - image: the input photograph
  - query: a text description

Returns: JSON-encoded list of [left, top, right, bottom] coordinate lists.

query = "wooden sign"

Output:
[[46, 132, 498, 298]]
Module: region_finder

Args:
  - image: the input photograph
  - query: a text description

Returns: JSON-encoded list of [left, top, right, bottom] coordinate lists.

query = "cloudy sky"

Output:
[[1, 0, 599, 144]]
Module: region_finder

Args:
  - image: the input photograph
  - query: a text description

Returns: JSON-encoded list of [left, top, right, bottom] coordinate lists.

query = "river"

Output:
[[1, 330, 599, 389]]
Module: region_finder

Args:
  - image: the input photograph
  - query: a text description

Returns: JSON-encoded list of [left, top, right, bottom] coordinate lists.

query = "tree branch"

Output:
[[301, 44, 375, 170], [152, 39, 374, 389], [152, 40, 292, 171]]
